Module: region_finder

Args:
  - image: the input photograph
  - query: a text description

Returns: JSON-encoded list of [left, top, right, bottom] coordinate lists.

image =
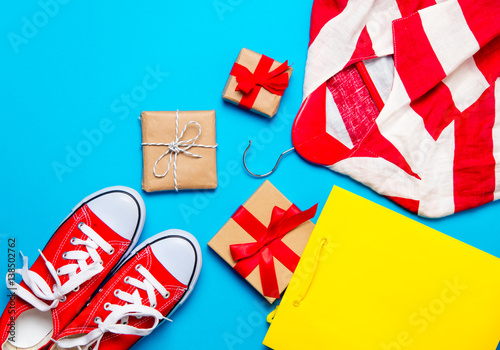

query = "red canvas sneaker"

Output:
[[51, 229, 201, 350], [1, 186, 145, 350]]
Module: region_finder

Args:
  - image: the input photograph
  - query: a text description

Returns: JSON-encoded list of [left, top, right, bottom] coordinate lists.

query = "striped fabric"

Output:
[[292, 0, 500, 217]]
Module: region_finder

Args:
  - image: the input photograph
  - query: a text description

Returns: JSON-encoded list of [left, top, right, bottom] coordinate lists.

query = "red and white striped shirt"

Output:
[[292, 0, 500, 217]]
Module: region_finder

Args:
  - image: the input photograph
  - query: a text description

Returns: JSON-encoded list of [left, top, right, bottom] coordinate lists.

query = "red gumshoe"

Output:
[[51, 229, 201, 350], [0, 186, 145, 350]]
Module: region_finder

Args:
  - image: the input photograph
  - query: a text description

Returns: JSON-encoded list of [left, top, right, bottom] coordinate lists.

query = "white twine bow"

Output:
[[141, 110, 217, 191]]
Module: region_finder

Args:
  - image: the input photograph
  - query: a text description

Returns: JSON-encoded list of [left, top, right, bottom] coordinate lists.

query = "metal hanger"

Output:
[[242, 140, 295, 177]]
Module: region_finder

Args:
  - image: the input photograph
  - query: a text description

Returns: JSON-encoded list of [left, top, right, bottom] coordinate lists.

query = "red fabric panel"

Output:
[[292, 83, 351, 165], [347, 26, 376, 65], [327, 64, 379, 146], [348, 124, 421, 180], [458, 0, 500, 47], [410, 82, 460, 141], [387, 196, 421, 214], [326, 61, 419, 179], [453, 86, 496, 212], [474, 36, 500, 85], [309, 0, 348, 45], [395, 0, 436, 17], [393, 13, 446, 101]]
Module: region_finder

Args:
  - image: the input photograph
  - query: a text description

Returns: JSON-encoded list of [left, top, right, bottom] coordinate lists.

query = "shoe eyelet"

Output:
[[94, 317, 102, 324], [151, 302, 157, 308], [73, 286, 80, 292], [107, 248, 115, 255], [56, 269, 61, 275], [163, 291, 170, 299], [78, 222, 84, 229], [59, 296, 67, 302], [62, 252, 68, 259], [114, 289, 120, 297], [124, 276, 130, 284], [104, 302, 111, 311], [135, 264, 142, 271], [70, 237, 77, 245], [98, 260, 103, 265], [136, 315, 142, 319], [121, 320, 128, 325]]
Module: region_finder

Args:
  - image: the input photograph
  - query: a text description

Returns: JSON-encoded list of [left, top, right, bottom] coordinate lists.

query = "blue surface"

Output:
[[1, 1, 499, 349]]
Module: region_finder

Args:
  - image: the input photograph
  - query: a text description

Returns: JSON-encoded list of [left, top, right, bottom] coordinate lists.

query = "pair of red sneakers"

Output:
[[0, 186, 201, 350]]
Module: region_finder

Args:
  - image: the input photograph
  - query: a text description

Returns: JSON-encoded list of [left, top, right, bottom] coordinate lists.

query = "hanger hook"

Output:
[[242, 141, 295, 177]]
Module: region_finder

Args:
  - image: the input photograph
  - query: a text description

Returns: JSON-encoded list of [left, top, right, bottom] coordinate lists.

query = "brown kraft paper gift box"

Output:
[[208, 180, 315, 303], [141, 110, 217, 192], [222, 48, 293, 118]]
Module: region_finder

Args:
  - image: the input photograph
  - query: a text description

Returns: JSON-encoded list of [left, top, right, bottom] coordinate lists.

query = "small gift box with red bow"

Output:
[[222, 48, 292, 118], [208, 180, 316, 303]]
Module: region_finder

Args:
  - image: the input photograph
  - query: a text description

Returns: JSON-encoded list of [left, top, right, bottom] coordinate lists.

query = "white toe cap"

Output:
[[150, 232, 200, 286], [86, 187, 144, 241]]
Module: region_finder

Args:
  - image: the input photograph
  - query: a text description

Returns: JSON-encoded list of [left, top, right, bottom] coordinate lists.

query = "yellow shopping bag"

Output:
[[264, 187, 500, 350]]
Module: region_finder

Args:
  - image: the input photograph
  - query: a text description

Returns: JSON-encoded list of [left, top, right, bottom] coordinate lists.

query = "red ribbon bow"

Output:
[[230, 203, 317, 299], [230, 54, 290, 110]]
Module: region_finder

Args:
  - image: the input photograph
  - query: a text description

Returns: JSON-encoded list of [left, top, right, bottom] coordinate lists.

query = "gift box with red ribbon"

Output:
[[222, 48, 292, 118], [208, 180, 316, 303]]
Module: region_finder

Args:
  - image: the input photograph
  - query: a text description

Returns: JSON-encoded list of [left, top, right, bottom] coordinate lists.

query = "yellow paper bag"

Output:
[[264, 186, 500, 350]]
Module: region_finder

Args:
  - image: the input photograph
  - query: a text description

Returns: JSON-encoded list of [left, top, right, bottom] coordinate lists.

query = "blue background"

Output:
[[1, 1, 499, 349]]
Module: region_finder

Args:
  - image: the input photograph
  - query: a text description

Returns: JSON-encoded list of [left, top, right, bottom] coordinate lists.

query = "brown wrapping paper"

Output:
[[208, 180, 315, 303], [222, 48, 293, 118], [141, 111, 217, 192]]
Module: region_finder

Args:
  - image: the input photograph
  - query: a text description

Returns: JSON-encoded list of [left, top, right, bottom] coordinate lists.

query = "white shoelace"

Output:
[[55, 264, 173, 350], [6, 222, 114, 312]]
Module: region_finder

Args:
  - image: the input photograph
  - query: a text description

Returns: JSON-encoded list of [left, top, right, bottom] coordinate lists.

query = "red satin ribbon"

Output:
[[230, 203, 318, 299], [230, 54, 290, 110]]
